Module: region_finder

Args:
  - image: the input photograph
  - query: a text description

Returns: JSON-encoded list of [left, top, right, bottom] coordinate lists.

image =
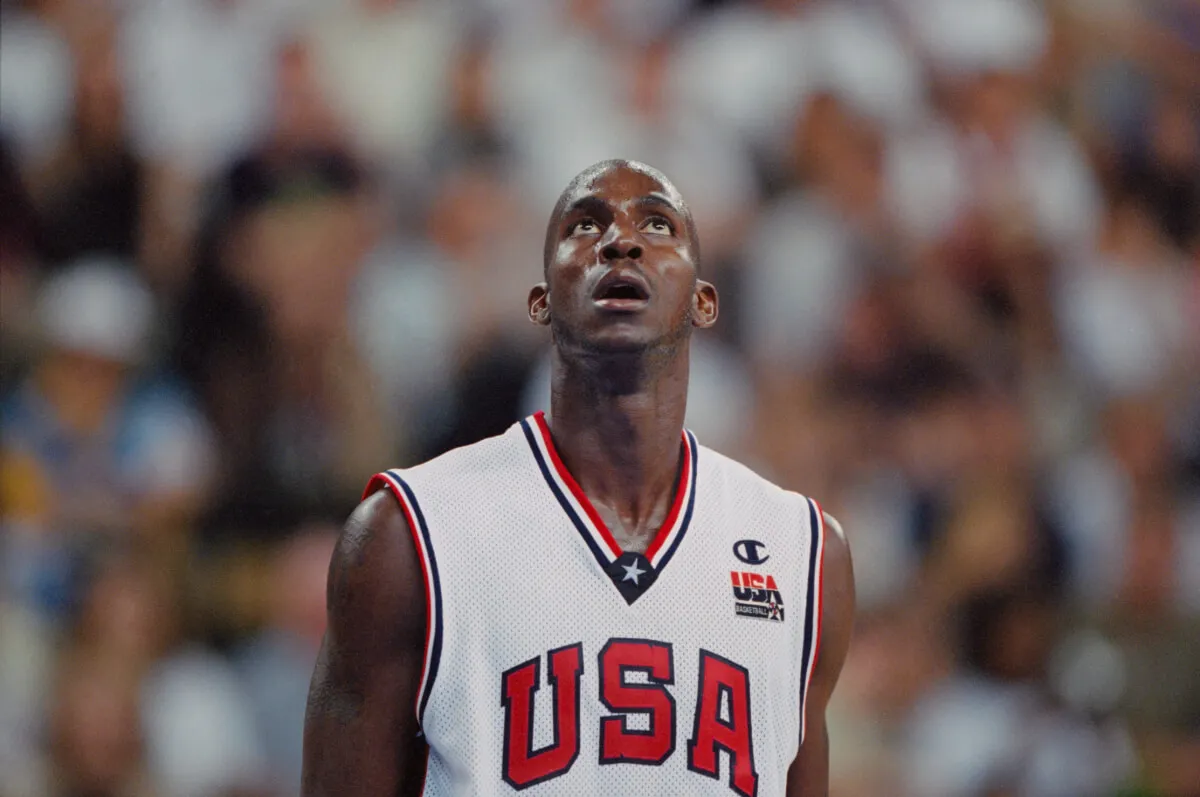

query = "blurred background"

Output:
[[0, 0, 1197, 795]]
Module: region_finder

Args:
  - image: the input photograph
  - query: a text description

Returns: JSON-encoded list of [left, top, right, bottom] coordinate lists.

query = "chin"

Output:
[[579, 331, 657, 355], [584, 323, 690, 358], [553, 314, 685, 358]]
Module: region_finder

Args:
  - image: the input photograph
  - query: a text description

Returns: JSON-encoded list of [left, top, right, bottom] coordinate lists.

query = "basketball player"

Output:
[[302, 160, 854, 796]]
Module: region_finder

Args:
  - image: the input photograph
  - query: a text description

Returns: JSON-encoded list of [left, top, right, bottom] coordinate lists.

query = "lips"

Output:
[[592, 270, 650, 310]]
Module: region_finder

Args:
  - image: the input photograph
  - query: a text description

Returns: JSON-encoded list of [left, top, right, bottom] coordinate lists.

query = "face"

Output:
[[235, 197, 367, 340], [529, 164, 717, 354]]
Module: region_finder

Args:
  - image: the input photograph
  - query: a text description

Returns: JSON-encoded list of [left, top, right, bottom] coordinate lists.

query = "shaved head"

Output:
[[543, 159, 700, 274]]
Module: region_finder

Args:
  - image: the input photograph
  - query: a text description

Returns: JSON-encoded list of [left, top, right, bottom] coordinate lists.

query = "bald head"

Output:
[[542, 159, 700, 274]]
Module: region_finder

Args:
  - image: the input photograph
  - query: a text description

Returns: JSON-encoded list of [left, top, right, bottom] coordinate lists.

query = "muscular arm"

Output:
[[302, 490, 429, 796], [786, 511, 856, 797]]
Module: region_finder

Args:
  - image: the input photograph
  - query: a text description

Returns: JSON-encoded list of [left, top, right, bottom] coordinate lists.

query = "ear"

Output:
[[692, 279, 718, 329], [528, 282, 551, 326]]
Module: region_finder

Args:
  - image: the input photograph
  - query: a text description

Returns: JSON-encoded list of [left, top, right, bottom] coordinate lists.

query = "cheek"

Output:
[[663, 281, 698, 322], [548, 251, 590, 298], [554, 238, 586, 268], [672, 243, 696, 269], [662, 256, 698, 298]]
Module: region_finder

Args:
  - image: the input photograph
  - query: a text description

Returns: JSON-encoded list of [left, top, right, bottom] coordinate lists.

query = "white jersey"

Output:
[[365, 413, 826, 797]]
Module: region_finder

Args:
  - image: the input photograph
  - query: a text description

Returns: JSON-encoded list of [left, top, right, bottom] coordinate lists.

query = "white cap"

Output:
[[907, 0, 1049, 76], [36, 258, 155, 363]]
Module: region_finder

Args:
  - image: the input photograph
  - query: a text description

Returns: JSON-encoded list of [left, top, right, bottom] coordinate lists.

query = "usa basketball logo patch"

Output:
[[730, 571, 785, 622]]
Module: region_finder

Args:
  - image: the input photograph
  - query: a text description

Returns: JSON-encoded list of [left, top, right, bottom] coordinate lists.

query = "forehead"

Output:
[[560, 164, 684, 212]]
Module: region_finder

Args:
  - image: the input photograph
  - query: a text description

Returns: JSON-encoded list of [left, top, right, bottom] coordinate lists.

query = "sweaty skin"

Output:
[[301, 159, 855, 796]]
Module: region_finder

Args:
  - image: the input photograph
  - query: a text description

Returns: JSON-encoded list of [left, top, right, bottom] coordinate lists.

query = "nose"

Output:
[[600, 223, 642, 262]]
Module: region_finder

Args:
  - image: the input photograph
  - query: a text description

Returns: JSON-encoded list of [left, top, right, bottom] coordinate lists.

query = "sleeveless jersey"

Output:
[[364, 412, 826, 797]]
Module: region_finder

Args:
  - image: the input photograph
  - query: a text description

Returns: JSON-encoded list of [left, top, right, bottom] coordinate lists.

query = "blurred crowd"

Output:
[[0, 0, 1197, 795]]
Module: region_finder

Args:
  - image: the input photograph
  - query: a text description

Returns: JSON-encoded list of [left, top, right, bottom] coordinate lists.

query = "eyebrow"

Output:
[[562, 195, 609, 222], [634, 193, 682, 216], [563, 192, 682, 221]]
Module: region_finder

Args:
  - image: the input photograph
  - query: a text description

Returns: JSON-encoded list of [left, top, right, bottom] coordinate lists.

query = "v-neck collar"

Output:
[[520, 411, 699, 604]]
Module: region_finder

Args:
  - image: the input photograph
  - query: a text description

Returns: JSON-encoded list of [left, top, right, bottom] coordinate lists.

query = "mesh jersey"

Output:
[[365, 413, 826, 797]]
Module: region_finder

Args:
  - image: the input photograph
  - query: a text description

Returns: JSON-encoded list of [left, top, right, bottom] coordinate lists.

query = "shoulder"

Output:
[[326, 490, 421, 640], [818, 510, 852, 589], [820, 510, 849, 549], [813, 507, 854, 678], [334, 490, 414, 579]]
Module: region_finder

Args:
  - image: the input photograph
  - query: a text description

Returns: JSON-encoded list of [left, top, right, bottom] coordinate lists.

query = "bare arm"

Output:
[[786, 511, 856, 797], [302, 489, 429, 796]]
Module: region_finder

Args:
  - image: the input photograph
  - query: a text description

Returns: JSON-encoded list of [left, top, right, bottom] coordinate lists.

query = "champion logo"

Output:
[[730, 571, 785, 622], [732, 539, 769, 565]]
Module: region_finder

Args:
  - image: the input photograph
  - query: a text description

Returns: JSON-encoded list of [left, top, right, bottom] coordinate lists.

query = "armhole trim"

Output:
[[365, 470, 443, 733], [799, 496, 826, 745]]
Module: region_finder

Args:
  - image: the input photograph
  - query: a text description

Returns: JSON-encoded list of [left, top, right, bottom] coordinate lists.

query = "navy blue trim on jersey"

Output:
[[798, 498, 821, 738], [520, 418, 700, 606], [391, 471, 443, 730], [520, 419, 614, 570], [649, 430, 699, 577]]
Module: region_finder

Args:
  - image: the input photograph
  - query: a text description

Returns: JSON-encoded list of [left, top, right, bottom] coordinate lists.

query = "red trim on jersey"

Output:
[[644, 436, 691, 562], [371, 471, 435, 728], [532, 411, 690, 562], [533, 413, 622, 558], [360, 472, 387, 501], [807, 500, 827, 697]]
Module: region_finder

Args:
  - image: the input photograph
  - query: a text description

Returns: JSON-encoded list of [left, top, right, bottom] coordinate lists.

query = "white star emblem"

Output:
[[621, 559, 647, 585]]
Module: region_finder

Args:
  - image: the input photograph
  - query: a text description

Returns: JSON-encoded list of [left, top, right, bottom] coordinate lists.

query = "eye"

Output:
[[570, 218, 600, 236], [642, 217, 674, 235]]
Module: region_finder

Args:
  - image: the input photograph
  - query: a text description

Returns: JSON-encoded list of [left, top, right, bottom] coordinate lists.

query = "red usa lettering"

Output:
[[500, 638, 758, 795], [731, 572, 784, 609]]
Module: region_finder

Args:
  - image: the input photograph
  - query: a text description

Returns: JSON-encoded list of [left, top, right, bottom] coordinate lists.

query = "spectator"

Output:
[[177, 148, 407, 531], [409, 160, 541, 454], [1057, 192, 1191, 399], [64, 549, 269, 797], [118, 0, 306, 287], [891, 0, 1102, 256], [305, 0, 463, 180], [1, 259, 213, 613], [0, 0, 75, 167], [1053, 395, 1192, 611], [22, 7, 142, 270], [740, 92, 893, 376], [905, 585, 1134, 797], [38, 649, 158, 797]]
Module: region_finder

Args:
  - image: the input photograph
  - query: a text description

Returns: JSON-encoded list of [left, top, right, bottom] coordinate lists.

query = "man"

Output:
[[302, 160, 854, 796]]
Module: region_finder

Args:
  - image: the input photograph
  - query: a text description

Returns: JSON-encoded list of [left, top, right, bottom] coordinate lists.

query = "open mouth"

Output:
[[593, 272, 650, 309]]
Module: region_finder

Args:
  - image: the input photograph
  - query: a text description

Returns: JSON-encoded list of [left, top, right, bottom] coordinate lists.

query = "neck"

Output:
[[546, 346, 689, 539]]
